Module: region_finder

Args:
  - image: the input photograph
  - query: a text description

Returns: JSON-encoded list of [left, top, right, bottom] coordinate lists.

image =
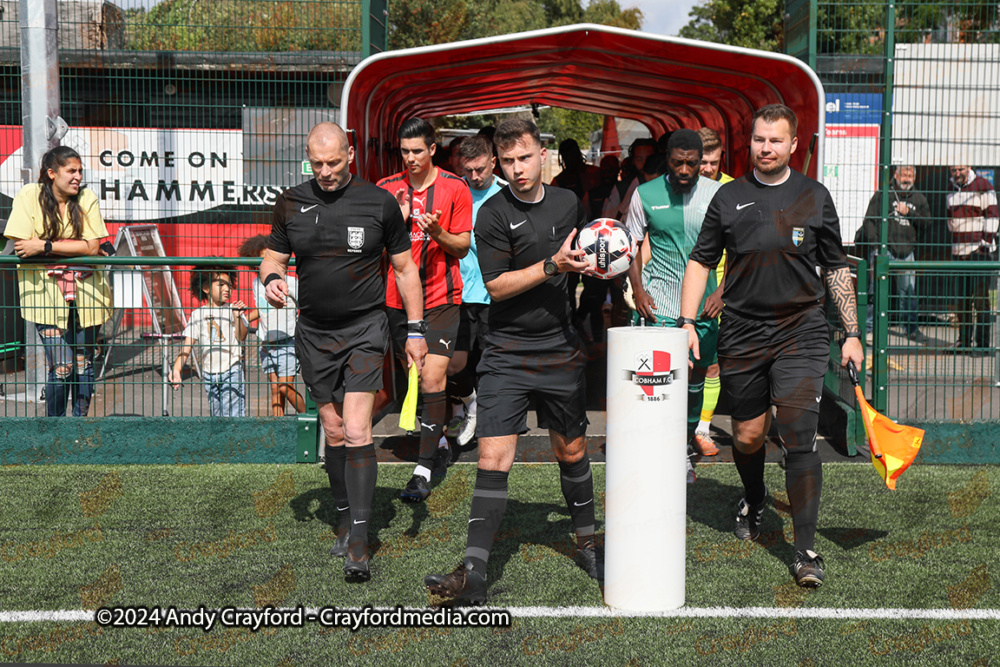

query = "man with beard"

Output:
[[625, 129, 724, 481], [679, 104, 864, 588], [856, 165, 931, 343]]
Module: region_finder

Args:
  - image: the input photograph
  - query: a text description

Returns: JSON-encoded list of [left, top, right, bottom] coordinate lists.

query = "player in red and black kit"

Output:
[[260, 123, 427, 582], [377, 118, 473, 503], [424, 119, 601, 606], [680, 105, 864, 588]]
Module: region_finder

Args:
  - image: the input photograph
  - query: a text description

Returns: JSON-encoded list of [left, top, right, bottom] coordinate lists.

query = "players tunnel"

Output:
[[339, 23, 826, 182]]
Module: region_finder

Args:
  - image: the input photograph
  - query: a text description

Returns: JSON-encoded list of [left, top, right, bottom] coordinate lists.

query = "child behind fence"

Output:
[[238, 235, 305, 416], [168, 263, 248, 417]]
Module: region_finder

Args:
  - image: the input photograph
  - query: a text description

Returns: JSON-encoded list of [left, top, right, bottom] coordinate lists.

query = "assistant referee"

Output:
[[260, 122, 427, 582], [680, 104, 864, 588]]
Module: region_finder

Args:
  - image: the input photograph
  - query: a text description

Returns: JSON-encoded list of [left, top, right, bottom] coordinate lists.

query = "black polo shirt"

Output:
[[689, 169, 848, 321], [268, 177, 410, 328], [475, 185, 587, 338]]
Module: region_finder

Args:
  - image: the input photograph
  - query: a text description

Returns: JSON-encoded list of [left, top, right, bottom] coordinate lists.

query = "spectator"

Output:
[[4, 146, 113, 417], [946, 165, 999, 353], [238, 234, 306, 416], [169, 264, 250, 417], [857, 165, 931, 344]]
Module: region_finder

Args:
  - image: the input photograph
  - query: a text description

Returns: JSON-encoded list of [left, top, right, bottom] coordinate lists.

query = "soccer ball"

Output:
[[575, 218, 637, 280]]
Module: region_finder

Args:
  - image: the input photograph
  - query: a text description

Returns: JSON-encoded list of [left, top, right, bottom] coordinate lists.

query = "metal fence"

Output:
[[801, 0, 1000, 435], [1, 255, 314, 419], [0, 0, 385, 258]]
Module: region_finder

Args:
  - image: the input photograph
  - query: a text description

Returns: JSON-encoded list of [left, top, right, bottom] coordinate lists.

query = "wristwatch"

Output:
[[407, 320, 428, 336], [676, 317, 697, 328], [543, 257, 560, 277], [843, 330, 862, 343], [44, 240, 53, 254]]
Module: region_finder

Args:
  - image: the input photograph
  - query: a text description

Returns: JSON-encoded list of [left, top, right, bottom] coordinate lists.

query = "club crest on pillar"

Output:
[[622, 350, 677, 401]]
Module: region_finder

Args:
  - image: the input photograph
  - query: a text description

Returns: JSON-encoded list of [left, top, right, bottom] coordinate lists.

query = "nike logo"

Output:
[[736, 202, 755, 210], [573, 499, 593, 507], [337, 506, 350, 512], [353, 520, 366, 525], [439, 338, 451, 350], [301, 204, 318, 213], [510, 219, 527, 230], [651, 205, 670, 210], [469, 517, 485, 524]]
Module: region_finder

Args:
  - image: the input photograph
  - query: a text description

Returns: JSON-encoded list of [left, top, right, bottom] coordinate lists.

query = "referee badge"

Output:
[[348, 227, 365, 252], [792, 227, 806, 247]]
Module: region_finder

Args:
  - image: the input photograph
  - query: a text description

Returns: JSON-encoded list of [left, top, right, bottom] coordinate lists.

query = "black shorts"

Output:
[[295, 310, 388, 404], [476, 331, 589, 440], [387, 304, 460, 358], [456, 303, 489, 353], [717, 306, 829, 422]]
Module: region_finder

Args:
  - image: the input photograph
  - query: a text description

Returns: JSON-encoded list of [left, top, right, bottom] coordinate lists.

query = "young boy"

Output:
[[239, 234, 306, 416], [169, 264, 249, 417]]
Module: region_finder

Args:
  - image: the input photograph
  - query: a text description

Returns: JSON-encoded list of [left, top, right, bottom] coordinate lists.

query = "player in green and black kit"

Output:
[[624, 129, 723, 481]]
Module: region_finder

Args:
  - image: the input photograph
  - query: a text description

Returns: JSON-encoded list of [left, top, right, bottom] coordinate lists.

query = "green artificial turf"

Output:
[[0, 462, 997, 666]]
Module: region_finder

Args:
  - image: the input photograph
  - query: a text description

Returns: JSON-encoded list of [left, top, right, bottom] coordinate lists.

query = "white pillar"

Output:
[[604, 325, 689, 611]]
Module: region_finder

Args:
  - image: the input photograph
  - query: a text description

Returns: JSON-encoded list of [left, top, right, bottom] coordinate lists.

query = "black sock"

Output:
[[345, 444, 377, 559], [417, 391, 447, 473], [464, 468, 508, 576], [324, 444, 351, 536], [559, 455, 596, 543], [775, 407, 823, 551], [785, 454, 823, 552], [733, 444, 767, 506]]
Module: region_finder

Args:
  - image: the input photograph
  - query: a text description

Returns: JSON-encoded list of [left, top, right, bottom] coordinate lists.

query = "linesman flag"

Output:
[[848, 362, 923, 490], [398, 363, 419, 432]]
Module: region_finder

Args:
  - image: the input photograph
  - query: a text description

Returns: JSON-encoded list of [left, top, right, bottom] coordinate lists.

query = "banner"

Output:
[[0, 126, 264, 221]]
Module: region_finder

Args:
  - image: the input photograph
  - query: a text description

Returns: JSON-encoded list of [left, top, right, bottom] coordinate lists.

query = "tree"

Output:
[[678, 0, 783, 52], [389, 0, 643, 49], [126, 0, 361, 52]]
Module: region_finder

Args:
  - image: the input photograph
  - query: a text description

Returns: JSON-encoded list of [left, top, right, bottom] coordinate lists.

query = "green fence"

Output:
[[0, 254, 326, 464], [1, 0, 387, 258], [798, 0, 1000, 454]]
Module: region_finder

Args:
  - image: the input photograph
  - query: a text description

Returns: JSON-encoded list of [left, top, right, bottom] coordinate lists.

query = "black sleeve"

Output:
[[816, 188, 849, 270], [268, 193, 292, 254], [382, 194, 410, 256], [476, 204, 512, 284], [689, 189, 726, 268]]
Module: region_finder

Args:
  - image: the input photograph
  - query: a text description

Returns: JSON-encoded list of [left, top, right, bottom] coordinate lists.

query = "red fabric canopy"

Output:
[[341, 24, 825, 182]]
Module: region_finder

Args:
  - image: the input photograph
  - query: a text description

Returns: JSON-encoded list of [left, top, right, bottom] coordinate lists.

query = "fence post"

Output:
[[872, 254, 890, 412], [296, 391, 320, 463]]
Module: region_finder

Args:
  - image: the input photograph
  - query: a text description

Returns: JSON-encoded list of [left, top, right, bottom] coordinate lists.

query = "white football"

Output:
[[575, 218, 637, 280]]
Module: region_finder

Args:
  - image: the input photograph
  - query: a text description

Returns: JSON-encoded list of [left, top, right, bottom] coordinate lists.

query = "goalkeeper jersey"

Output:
[[624, 174, 722, 322]]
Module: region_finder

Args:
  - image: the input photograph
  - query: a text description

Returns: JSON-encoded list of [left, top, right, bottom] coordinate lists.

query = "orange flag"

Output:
[[848, 362, 923, 489]]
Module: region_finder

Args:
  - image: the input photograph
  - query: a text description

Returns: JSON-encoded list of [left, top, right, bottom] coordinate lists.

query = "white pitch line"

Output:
[[3, 606, 999, 624]]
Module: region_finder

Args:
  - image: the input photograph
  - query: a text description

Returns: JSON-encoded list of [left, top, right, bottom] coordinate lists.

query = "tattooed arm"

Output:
[[825, 266, 864, 368]]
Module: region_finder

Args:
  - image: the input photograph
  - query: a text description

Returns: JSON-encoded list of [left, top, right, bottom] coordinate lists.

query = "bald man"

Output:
[[260, 122, 428, 582]]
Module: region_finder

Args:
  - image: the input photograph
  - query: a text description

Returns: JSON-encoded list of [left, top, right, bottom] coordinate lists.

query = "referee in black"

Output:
[[260, 122, 428, 582], [680, 104, 864, 588], [424, 119, 600, 605]]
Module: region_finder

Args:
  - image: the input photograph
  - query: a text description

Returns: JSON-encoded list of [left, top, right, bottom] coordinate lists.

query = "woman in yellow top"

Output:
[[4, 146, 113, 417]]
